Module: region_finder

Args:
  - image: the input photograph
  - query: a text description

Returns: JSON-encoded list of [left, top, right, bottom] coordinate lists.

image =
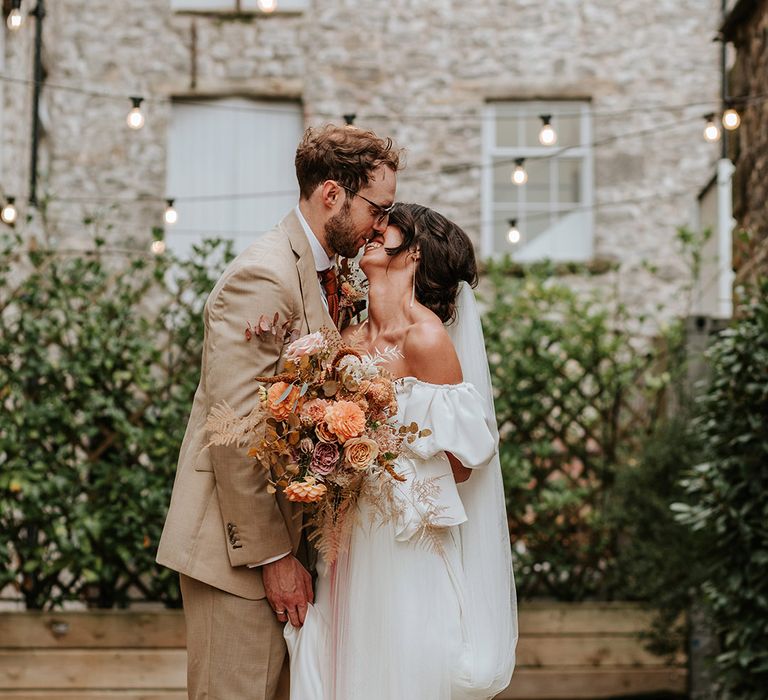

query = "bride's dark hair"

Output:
[[385, 203, 478, 325]]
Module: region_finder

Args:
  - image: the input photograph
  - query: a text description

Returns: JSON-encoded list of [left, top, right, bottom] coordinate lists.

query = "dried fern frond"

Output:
[[205, 401, 266, 448], [366, 344, 403, 366]]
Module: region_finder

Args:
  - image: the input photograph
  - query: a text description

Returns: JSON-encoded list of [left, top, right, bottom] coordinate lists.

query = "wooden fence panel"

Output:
[[0, 603, 687, 699]]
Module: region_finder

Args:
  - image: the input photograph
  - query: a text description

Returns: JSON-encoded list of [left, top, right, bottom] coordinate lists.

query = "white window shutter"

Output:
[[165, 98, 303, 258]]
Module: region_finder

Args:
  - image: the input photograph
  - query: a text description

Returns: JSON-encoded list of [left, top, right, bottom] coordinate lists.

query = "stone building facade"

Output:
[[723, 0, 768, 288], [1, 0, 723, 320]]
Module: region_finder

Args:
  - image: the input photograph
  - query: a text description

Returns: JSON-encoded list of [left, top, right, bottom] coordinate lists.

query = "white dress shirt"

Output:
[[296, 205, 336, 311]]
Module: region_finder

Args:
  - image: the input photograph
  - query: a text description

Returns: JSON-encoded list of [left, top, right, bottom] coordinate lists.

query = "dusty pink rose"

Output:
[[301, 398, 331, 424], [310, 442, 340, 476], [285, 331, 324, 361]]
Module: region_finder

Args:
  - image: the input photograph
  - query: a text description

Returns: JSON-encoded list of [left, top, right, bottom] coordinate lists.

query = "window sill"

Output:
[[172, 10, 304, 19], [479, 256, 620, 278]]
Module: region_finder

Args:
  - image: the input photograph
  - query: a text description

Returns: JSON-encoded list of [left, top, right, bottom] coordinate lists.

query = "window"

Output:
[[165, 98, 304, 258], [170, 0, 309, 12], [482, 101, 594, 261]]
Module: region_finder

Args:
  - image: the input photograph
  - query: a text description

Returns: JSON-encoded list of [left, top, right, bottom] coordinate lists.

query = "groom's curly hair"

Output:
[[386, 204, 478, 325], [295, 124, 402, 200]]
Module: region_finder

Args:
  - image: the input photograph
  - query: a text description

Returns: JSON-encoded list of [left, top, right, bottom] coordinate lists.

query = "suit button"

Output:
[[226, 522, 234, 532]]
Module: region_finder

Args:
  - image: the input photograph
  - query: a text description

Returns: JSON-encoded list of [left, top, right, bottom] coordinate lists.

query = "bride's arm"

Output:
[[403, 320, 472, 483]]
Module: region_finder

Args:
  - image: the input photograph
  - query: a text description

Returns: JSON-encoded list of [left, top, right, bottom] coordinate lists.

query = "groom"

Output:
[[157, 124, 400, 699]]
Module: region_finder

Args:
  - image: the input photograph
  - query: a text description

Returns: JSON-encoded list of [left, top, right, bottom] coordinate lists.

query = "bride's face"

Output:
[[359, 225, 410, 275]]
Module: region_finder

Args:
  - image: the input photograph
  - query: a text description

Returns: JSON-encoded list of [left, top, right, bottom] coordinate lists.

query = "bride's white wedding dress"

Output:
[[285, 283, 518, 700]]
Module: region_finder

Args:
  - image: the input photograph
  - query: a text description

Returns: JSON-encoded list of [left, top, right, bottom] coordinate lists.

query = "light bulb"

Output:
[[164, 200, 178, 226], [507, 219, 521, 245], [722, 108, 740, 131], [7, 8, 23, 31], [703, 114, 721, 143], [511, 158, 528, 186], [151, 239, 166, 255], [127, 97, 145, 130], [257, 0, 277, 12], [538, 115, 557, 146], [1, 198, 18, 225]]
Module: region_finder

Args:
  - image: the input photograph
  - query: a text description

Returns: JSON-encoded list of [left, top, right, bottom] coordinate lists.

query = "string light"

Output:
[[703, 113, 721, 143], [511, 158, 528, 186], [164, 199, 178, 225], [257, 0, 277, 12], [538, 114, 557, 146], [151, 239, 166, 255], [126, 97, 145, 130], [722, 107, 741, 131], [6, 0, 23, 31], [507, 219, 521, 245], [1, 197, 18, 225]]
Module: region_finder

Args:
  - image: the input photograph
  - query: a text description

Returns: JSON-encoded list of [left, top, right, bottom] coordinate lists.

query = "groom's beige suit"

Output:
[[157, 209, 333, 699]]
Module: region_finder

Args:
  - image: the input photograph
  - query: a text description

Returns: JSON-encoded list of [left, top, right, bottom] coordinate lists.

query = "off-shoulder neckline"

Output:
[[394, 375, 471, 389]]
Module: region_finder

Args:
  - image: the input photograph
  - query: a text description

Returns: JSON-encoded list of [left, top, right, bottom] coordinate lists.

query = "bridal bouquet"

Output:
[[206, 327, 430, 561]]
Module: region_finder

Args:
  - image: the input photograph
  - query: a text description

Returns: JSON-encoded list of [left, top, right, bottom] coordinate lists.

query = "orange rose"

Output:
[[324, 400, 366, 443], [315, 421, 338, 443], [343, 437, 379, 471], [284, 477, 327, 503], [266, 382, 303, 421]]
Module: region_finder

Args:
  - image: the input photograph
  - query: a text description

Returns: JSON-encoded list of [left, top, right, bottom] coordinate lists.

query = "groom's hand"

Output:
[[262, 554, 314, 628]]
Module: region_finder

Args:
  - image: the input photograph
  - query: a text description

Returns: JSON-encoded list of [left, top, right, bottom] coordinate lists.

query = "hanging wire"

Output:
[[7, 111, 718, 207], [21, 187, 697, 242], [1, 71, 766, 121]]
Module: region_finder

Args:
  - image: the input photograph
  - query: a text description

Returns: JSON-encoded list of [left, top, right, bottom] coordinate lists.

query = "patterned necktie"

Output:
[[318, 267, 339, 327]]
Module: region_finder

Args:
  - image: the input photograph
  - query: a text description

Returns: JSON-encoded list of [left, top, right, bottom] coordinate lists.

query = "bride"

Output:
[[284, 203, 517, 699]]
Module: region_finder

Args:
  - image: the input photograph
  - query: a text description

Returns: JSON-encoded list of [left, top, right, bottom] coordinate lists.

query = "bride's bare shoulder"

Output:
[[403, 318, 462, 385]]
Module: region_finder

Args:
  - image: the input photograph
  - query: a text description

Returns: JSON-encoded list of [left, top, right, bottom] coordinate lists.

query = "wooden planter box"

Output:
[[0, 602, 686, 699]]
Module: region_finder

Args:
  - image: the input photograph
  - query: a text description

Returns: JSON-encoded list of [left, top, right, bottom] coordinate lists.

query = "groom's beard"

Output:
[[325, 208, 363, 259]]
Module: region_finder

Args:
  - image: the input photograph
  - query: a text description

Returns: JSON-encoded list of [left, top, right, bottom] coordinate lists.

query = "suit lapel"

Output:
[[281, 209, 334, 333]]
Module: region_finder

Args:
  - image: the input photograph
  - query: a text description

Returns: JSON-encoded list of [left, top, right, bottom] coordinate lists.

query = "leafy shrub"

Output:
[[482, 259, 677, 600], [0, 232, 233, 608], [673, 279, 768, 698]]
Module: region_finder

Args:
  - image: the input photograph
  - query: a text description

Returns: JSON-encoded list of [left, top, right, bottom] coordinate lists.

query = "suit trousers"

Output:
[[180, 574, 290, 700]]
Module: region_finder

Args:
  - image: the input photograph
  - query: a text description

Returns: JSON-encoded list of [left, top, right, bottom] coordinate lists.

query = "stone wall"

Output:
[[1, 0, 723, 321], [726, 0, 768, 287]]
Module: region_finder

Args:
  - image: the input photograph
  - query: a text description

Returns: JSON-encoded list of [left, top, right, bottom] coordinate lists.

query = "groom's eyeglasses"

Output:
[[337, 183, 394, 225]]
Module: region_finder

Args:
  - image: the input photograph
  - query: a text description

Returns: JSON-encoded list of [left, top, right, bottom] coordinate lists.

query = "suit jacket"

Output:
[[156, 209, 333, 599]]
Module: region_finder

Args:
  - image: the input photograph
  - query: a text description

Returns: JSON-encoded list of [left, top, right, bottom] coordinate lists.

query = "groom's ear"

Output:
[[320, 180, 343, 211]]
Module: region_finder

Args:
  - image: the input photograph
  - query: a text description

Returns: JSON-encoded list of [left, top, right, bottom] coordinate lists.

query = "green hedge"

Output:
[[673, 279, 768, 698], [0, 237, 708, 612], [0, 233, 233, 608], [482, 259, 692, 602]]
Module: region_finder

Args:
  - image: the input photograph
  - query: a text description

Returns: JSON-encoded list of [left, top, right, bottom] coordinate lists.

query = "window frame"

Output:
[[169, 0, 309, 15], [481, 100, 595, 261]]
